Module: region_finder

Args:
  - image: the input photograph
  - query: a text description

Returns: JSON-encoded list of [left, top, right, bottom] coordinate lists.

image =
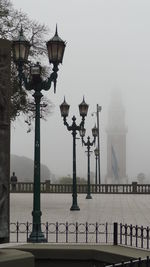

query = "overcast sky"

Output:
[[11, 0, 150, 181]]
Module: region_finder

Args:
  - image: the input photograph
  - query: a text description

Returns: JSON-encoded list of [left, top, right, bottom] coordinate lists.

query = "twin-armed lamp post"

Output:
[[12, 26, 66, 242], [92, 105, 102, 184], [80, 126, 98, 199], [60, 97, 89, 210]]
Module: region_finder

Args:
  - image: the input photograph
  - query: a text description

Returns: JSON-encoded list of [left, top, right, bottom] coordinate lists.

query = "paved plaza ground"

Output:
[[10, 193, 150, 226]]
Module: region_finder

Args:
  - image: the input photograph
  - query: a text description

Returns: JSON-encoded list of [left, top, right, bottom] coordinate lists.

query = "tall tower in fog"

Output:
[[105, 91, 128, 184]]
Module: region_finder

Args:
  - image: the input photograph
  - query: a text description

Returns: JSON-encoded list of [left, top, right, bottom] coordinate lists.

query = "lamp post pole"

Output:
[[26, 70, 61, 242], [71, 116, 81, 210], [31, 90, 43, 241], [80, 126, 98, 199], [86, 139, 91, 199], [94, 147, 99, 190], [12, 26, 66, 242], [72, 126, 77, 209], [96, 104, 102, 184], [60, 98, 89, 210], [95, 153, 98, 185]]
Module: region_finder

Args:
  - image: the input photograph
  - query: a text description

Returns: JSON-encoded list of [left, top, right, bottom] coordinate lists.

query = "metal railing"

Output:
[[10, 222, 112, 243], [119, 223, 150, 249], [10, 182, 150, 194], [9, 222, 150, 249], [106, 257, 150, 267]]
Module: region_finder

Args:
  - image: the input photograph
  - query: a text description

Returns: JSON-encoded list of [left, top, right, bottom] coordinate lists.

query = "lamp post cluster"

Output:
[[60, 98, 99, 208], [60, 97, 89, 210], [12, 24, 101, 243], [12, 26, 66, 242], [80, 125, 98, 199]]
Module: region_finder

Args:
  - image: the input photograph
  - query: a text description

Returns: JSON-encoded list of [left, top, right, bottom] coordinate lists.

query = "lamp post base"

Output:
[[70, 204, 80, 211], [86, 194, 92, 199], [28, 231, 47, 243]]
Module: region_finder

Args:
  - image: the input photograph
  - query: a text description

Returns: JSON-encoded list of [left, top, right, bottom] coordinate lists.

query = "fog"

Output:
[[11, 0, 150, 182]]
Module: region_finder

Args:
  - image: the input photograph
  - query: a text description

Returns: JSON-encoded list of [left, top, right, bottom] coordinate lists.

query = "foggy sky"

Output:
[[11, 0, 150, 181]]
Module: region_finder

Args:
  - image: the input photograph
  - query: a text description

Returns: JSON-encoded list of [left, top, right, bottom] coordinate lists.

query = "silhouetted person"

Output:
[[10, 172, 17, 191]]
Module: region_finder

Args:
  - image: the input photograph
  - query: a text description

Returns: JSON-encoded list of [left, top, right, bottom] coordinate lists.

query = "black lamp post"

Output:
[[92, 105, 102, 184], [80, 125, 98, 199], [96, 105, 102, 184], [60, 97, 89, 210], [12, 26, 66, 242], [94, 147, 99, 187]]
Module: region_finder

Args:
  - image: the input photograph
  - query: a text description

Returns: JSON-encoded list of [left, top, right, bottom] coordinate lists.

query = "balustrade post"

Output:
[[105, 184, 108, 193], [132, 182, 137, 193], [45, 180, 50, 192]]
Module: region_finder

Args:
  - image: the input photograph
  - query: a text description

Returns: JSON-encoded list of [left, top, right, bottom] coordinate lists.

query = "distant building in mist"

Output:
[[105, 91, 128, 184]]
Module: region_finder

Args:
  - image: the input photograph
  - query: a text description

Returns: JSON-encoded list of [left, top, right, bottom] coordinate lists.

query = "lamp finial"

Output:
[[55, 24, 58, 36]]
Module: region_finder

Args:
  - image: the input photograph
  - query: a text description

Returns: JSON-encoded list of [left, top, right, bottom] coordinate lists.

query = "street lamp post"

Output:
[[96, 104, 102, 184], [94, 147, 99, 187], [80, 126, 98, 199], [60, 97, 89, 210], [12, 26, 66, 242]]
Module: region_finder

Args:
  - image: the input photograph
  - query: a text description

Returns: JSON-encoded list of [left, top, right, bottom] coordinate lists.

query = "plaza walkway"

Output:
[[10, 193, 150, 226]]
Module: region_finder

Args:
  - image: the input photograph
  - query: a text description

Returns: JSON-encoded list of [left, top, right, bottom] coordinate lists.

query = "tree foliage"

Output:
[[0, 0, 53, 124]]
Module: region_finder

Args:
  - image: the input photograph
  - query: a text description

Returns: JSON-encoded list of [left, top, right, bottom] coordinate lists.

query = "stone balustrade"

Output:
[[9, 182, 150, 194]]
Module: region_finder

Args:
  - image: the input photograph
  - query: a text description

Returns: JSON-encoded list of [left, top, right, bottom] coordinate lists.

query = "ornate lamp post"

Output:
[[94, 147, 99, 187], [92, 104, 102, 184], [96, 105, 102, 184], [60, 97, 89, 210], [12, 26, 66, 242], [80, 125, 98, 199]]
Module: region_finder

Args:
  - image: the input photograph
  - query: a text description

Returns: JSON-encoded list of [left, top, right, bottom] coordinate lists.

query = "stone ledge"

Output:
[[9, 244, 150, 265], [0, 248, 34, 267]]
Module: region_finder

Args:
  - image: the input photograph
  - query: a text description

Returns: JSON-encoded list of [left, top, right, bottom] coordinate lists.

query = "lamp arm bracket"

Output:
[[43, 71, 58, 93], [79, 118, 85, 129], [63, 118, 72, 131], [84, 137, 95, 147], [91, 140, 95, 146], [91, 136, 96, 146], [22, 73, 32, 91], [82, 137, 86, 146]]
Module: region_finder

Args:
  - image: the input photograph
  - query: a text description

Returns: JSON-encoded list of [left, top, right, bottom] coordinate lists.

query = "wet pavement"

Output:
[[10, 193, 150, 226]]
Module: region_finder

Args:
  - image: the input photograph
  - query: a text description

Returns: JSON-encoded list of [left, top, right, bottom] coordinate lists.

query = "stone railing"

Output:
[[10, 182, 150, 194]]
